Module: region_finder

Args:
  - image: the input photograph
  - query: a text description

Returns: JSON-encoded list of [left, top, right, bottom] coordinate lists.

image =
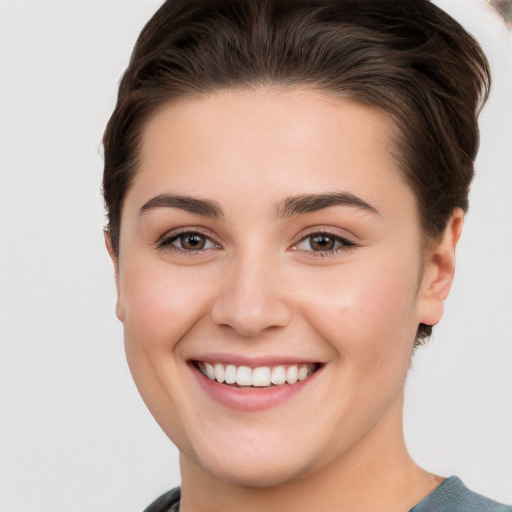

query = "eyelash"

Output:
[[158, 229, 220, 255], [292, 231, 356, 257], [158, 229, 355, 257]]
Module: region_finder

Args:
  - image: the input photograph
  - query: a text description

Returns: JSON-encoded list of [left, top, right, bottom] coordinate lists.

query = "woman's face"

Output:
[[111, 89, 445, 487]]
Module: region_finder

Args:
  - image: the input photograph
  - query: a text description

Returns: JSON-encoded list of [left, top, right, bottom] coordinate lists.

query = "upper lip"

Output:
[[188, 353, 324, 367]]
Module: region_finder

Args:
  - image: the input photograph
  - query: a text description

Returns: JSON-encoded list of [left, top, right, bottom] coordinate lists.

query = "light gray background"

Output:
[[0, 1, 510, 511]]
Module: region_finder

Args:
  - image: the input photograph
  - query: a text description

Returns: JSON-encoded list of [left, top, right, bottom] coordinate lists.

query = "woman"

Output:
[[102, 1, 510, 510]]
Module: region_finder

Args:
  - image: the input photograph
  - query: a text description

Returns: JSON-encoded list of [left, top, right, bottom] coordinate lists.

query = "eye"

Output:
[[159, 231, 219, 252], [293, 232, 354, 254]]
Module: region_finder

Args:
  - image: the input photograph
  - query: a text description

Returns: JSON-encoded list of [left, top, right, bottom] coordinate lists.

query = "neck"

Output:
[[179, 392, 440, 512]]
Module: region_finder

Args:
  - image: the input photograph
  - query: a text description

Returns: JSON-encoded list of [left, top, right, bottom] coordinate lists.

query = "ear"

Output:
[[418, 208, 464, 327], [104, 231, 125, 322]]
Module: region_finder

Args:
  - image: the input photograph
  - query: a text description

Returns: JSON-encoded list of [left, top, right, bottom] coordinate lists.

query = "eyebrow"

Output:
[[139, 191, 379, 219], [275, 192, 379, 218], [139, 193, 224, 218]]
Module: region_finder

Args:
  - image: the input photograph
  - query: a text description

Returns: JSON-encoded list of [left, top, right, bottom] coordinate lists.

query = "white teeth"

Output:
[[204, 362, 215, 380], [286, 365, 298, 384], [214, 363, 225, 383], [252, 367, 271, 387], [236, 366, 252, 386], [297, 365, 309, 381], [225, 364, 236, 384], [270, 365, 286, 385], [199, 362, 317, 387]]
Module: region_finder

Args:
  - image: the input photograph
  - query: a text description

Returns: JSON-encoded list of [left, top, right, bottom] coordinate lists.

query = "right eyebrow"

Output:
[[274, 191, 379, 218], [139, 193, 224, 219]]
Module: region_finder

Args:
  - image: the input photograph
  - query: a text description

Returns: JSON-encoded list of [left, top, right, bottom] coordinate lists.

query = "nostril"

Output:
[[210, 293, 293, 337]]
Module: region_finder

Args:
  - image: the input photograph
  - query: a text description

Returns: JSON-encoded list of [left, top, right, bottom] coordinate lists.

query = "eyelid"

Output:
[[291, 225, 357, 244], [157, 227, 221, 253], [155, 225, 356, 256], [290, 228, 357, 255]]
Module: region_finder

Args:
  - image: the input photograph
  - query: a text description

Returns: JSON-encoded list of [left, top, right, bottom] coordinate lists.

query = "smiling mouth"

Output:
[[194, 361, 322, 388]]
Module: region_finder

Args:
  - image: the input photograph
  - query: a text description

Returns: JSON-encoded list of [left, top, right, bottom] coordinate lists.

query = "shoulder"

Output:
[[143, 487, 181, 512], [410, 476, 512, 512], [142, 480, 512, 512]]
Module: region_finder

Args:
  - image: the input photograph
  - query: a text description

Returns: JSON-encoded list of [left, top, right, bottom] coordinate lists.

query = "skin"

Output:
[[106, 88, 463, 512]]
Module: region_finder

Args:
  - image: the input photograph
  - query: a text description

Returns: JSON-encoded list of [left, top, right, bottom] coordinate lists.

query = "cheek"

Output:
[[118, 261, 215, 446], [119, 260, 214, 352], [297, 257, 420, 361]]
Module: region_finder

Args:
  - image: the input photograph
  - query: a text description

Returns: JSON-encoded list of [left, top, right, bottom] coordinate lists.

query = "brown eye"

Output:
[[160, 231, 218, 252], [293, 232, 354, 255], [179, 233, 207, 250], [309, 234, 336, 251]]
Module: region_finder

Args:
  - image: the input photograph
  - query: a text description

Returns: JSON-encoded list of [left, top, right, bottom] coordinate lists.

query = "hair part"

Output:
[[103, 0, 490, 345]]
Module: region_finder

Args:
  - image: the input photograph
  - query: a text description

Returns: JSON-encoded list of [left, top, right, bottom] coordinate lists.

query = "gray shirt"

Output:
[[410, 476, 512, 512], [144, 476, 512, 512]]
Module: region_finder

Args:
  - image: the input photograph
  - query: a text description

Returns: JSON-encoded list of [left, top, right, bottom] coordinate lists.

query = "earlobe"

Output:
[[104, 231, 125, 322], [418, 208, 464, 327]]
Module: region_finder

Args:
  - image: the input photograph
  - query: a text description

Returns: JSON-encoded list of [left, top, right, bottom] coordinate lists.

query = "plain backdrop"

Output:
[[0, 1, 511, 511]]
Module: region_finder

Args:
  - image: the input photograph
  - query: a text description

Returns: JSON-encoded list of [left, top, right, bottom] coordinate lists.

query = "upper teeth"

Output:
[[198, 362, 315, 387]]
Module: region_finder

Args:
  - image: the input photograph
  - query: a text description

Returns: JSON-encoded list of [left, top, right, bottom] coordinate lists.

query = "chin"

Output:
[[182, 432, 319, 489], [199, 455, 310, 489]]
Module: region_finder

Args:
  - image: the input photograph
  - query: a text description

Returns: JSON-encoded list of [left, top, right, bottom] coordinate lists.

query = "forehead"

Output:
[[127, 88, 416, 223], [140, 88, 397, 164]]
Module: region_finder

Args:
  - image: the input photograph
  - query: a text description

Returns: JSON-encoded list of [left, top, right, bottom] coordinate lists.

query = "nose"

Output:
[[210, 251, 293, 338]]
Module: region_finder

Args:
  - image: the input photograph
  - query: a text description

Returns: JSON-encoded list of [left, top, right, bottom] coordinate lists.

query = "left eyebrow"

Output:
[[139, 193, 224, 219], [274, 192, 379, 218]]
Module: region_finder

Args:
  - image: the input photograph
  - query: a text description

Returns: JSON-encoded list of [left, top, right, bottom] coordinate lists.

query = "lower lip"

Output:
[[191, 364, 321, 412]]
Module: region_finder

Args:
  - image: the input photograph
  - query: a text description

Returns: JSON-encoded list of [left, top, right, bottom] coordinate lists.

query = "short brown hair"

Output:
[[103, 0, 490, 344]]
